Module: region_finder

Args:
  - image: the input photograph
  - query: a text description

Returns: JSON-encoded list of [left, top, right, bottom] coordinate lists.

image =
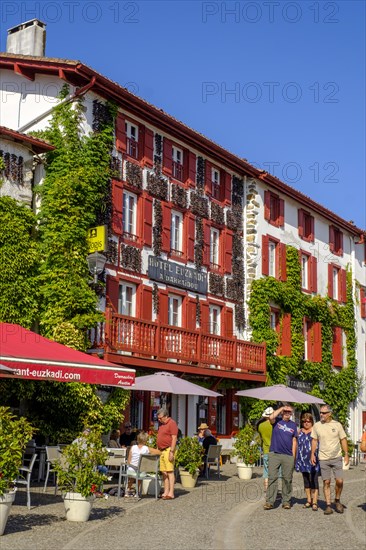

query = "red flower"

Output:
[[91, 484, 97, 493]]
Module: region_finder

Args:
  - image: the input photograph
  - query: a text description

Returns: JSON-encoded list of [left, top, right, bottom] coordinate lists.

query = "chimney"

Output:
[[6, 19, 46, 56]]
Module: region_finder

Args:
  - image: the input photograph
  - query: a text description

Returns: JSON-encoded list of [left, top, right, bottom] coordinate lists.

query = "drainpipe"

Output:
[[17, 76, 97, 133], [243, 175, 248, 340]]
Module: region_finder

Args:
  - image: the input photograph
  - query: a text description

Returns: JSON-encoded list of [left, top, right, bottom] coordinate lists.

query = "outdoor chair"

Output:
[[16, 453, 38, 509], [204, 445, 222, 479], [105, 448, 128, 499], [125, 454, 160, 499], [43, 446, 61, 493]]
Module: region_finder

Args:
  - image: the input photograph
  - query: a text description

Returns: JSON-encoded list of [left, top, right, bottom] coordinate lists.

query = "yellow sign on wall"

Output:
[[87, 225, 107, 253]]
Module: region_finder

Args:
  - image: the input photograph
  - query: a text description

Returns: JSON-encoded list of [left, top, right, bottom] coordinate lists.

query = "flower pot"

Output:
[[179, 468, 198, 488], [142, 477, 162, 496], [237, 463, 253, 480], [0, 491, 16, 536], [63, 492, 95, 522]]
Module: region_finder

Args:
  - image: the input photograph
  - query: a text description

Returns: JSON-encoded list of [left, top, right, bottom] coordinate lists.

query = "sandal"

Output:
[[312, 504, 318, 511], [303, 502, 312, 508]]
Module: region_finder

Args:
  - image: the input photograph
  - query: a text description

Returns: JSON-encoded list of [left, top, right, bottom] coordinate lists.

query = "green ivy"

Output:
[[246, 246, 359, 428]]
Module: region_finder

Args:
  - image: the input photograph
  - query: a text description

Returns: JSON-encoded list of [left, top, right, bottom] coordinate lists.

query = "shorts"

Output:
[[319, 457, 343, 481], [159, 447, 176, 472]]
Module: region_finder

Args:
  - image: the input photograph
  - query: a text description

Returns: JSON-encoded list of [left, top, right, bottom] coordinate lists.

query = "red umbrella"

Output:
[[0, 323, 135, 387], [235, 384, 324, 404]]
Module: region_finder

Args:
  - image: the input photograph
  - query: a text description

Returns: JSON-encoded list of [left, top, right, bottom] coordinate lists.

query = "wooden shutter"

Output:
[[279, 243, 287, 281], [188, 151, 196, 187], [159, 290, 169, 325], [143, 128, 154, 167], [278, 198, 285, 227], [298, 209, 304, 238], [262, 235, 269, 276], [264, 190, 270, 221], [163, 138, 172, 176], [161, 203, 171, 252], [222, 306, 234, 338], [186, 213, 195, 261], [112, 180, 123, 235], [332, 327, 343, 367], [205, 160, 212, 196], [106, 277, 119, 312], [223, 171, 232, 204], [186, 298, 197, 331], [360, 287, 366, 319], [140, 285, 152, 321], [115, 113, 126, 153], [310, 256, 318, 293], [143, 196, 153, 247], [137, 124, 144, 161], [313, 322, 322, 363], [340, 269, 347, 303], [329, 226, 335, 252], [309, 216, 315, 242], [338, 231, 344, 255], [328, 264, 333, 298], [281, 313, 292, 356], [224, 229, 233, 274], [200, 302, 209, 333], [202, 220, 211, 266]]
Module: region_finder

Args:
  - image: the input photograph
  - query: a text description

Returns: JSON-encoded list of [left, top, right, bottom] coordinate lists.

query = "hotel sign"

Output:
[[148, 256, 207, 294]]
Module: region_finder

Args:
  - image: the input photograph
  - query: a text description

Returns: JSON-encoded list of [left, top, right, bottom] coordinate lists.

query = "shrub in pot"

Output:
[[233, 424, 261, 480], [176, 437, 204, 488], [0, 407, 35, 535]]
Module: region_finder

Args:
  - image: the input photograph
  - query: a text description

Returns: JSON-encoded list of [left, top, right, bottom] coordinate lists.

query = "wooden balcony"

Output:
[[88, 310, 266, 380]]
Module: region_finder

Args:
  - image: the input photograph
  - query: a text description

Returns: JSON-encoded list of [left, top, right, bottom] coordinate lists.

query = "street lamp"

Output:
[[86, 252, 107, 284]]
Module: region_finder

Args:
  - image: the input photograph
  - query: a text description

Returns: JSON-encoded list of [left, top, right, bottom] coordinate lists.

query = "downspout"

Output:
[[17, 76, 97, 133], [243, 175, 248, 340]]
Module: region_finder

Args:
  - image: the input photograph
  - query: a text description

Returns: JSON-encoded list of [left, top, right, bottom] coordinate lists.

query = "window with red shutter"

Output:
[[163, 138, 172, 176], [188, 151, 196, 187], [112, 181, 123, 235], [360, 287, 366, 319], [300, 251, 311, 291], [223, 170, 232, 204], [223, 229, 233, 274], [205, 160, 212, 196], [186, 214, 196, 261], [143, 196, 153, 247], [262, 234, 269, 276], [202, 220, 211, 266], [312, 322, 322, 362], [279, 243, 287, 281], [298, 209, 314, 242], [264, 190, 284, 227], [172, 146, 184, 181], [185, 298, 197, 331], [329, 225, 343, 256], [106, 277, 120, 312], [159, 290, 169, 325], [223, 307, 234, 338], [280, 313, 292, 356], [340, 269, 347, 303], [332, 326, 343, 367], [139, 285, 152, 321], [200, 302, 210, 333], [126, 120, 139, 159], [143, 128, 154, 167], [115, 113, 126, 153], [310, 256, 318, 293], [328, 263, 343, 301]]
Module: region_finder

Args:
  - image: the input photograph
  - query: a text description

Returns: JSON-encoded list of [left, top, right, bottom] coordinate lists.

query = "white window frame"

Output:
[[168, 295, 182, 327], [268, 240, 277, 277], [301, 253, 309, 289], [125, 121, 138, 142], [171, 210, 183, 253], [332, 266, 339, 300], [172, 146, 183, 164], [118, 282, 136, 316], [210, 227, 220, 266], [123, 191, 137, 237], [209, 305, 221, 335], [212, 167, 220, 199]]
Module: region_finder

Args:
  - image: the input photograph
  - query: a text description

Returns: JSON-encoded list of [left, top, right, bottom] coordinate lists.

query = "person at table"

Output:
[[108, 429, 121, 448], [125, 432, 161, 498], [295, 413, 320, 511], [196, 423, 209, 444], [201, 429, 217, 476], [119, 422, 137, 447]]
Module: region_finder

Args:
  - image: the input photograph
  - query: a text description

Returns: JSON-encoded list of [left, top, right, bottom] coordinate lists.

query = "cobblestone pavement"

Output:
[[2, 462, 365, 550]]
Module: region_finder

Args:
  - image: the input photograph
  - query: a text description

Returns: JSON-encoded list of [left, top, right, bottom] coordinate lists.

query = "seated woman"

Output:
[[125, 432, 161, 498], [108, 429, 121, 448]]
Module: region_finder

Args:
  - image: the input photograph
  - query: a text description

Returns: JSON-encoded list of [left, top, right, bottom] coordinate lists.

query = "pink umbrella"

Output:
[[122, 371, 222, 397], [235, 384, 324, 404]]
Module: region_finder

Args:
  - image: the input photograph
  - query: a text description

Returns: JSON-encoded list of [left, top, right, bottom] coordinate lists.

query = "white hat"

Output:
[[262, 407, 274, 418]]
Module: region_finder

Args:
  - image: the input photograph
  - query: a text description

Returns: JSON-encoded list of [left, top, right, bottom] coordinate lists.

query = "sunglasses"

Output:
[[283, 410, 292, 414], [320, 411, 330, 415], [302, 420, 312, 424]]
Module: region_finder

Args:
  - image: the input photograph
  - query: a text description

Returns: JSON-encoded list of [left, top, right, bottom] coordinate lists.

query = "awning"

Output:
[[0, 323, 135, 387]]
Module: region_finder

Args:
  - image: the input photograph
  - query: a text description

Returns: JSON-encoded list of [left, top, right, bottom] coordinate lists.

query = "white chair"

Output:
[[204, 445, 222, 479], [17, 454, 38, 509], [125, 454, 160, 499], [105, 448, 127, 499], [43, 446, 61, 493]]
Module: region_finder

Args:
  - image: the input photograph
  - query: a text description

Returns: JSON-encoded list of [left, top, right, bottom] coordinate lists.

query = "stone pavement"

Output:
[[2, 462, 365, 550]]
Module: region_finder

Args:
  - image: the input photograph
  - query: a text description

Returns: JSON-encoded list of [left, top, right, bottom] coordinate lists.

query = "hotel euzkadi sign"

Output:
[[148, 256, 207, 294]]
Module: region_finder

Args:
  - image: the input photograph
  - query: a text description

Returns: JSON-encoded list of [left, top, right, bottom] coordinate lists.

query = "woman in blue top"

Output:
[[296, 413, 320, 511]]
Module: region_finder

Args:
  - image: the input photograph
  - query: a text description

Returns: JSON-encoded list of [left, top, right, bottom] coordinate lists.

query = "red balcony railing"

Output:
[[88, 310, 266, 374]]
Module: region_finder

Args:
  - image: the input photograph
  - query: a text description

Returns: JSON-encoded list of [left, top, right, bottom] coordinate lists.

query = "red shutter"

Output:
[[143, 196, 153, 247], [332, 327, 343, 367], [313, 322, 322, 363], [340, 269, 347, 303], [310, 216, 315, 242], [106, 277, 119, 312], [112, 180, 123, 235], [205, 160, 212, 196], [264, 191, 270, 221], [262, 235, 269, 276], [329, 226, 335, 252], [163, 138, 172, 176], [338, 231, 344, 255], [203, 220, 211, 266], [140, 285, 152, 321], [224, 229, 233, 274], [186, 213, 195, 261], [223, 307, 233, 338], [188, 151, 196, 187], [298, 209, 304, 238], [223, 171, 232, 204], [143, 128, 154, 167], [281, 313, 292, 356], [310, 256, 318, 293], [278, 199, 285, 227], [159, 290, 169, 325], [115, 113, 126, 153], [328, 264, 333, 298], [137, 124, 144, 161], [200, 302, 209, 333], [161, 204, 171, 252], [279, 243, 287, 281], [360, 287, 366, 318], [186, 298, 197, 331]]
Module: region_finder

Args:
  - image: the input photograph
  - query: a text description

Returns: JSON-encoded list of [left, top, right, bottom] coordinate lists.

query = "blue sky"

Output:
[[1, 0, 365, 228]]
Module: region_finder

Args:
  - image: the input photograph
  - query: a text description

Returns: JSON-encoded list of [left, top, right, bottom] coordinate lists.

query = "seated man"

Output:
[[108, 429, 121, 448], [202, 429, 217, 475], [119, 422, 137, 447]]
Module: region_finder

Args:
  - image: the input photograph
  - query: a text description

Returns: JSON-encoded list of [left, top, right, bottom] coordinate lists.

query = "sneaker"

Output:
[[335, 501, 344, 514], [324, 505, 333, 515], [282, 503, 291, 509], [263, 503, 274, 510]]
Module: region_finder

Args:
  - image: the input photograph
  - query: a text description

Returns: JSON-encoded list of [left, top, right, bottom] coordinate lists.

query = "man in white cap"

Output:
[[256, 407, 274, 491]]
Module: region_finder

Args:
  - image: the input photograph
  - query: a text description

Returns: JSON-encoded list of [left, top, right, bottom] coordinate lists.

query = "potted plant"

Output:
[[0, 407, 35, 535], [233, 424, 261, 480], [53, 429, 108, 522], [176, 437, 204, 488]]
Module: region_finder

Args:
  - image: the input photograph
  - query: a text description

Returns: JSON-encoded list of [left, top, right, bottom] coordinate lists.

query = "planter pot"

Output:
[[342, 457, 350, 470], [0, 491, 16, 536], [63, 492, 95, 522], [179, 468, 198, 489], [237, 463, 254, 480], [142, 477, 162, 496]]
